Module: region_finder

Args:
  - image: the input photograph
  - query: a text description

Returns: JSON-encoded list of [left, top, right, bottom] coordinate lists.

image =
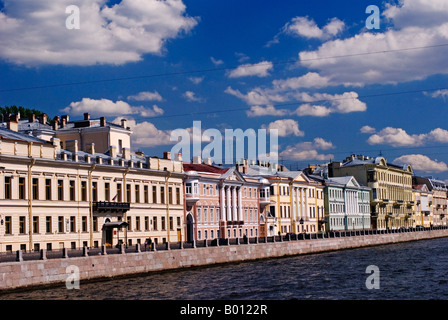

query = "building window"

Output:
[[127, 216, 132, 231], [135, 185, 140, 203], [19, 216, 26, 234], [117, 183, 122, 202], [177, 217, 181, 227], [90, 216, 96, 232], [176, 187, 181, 204], [136, 216, 140, 231], [105, 182, 110, 202], [160, 187, 165, 204], [58, 216, 64, 233], [4, 176, 11, 200], [186, 183, 192, 194], [169, 217, 173, 231], [69, 180, 75, 201], [5, 216, 11, 235], [168, 187, 173, 204], [82, 216, 87, 232], [126, 184, 131, 203], [144, 186, 149, 203], [145, 216, 149, 231], [153, 216, 158, 230], [70, 216, 76, 232], [91, 182, 97, 202], [161, 217, 166, 231], [58, 180, 63, 201], [45, 178, 52, 200], [19, 177, 25, 200], [33, 216, 39, 234], [152, 186, 157, 203], [46, 216, 52, 233], [32, 178, 39, 200], [81, 181, 87, 201]]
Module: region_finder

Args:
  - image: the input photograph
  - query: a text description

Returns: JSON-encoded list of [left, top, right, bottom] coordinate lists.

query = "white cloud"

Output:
[[367, 127, 427, 147], [0, 0, 198, 66], [183, 90, 204, 102], [228, 61, 273, 78], [360, 125, 376, 134], [127, 91, 163, 102], [282, 16, 344, 40], [225, 86, 287, 106], [210, 57, 224, 66], [294, 104, 331, 117], [298, 0, 448, 86], [62, 98, 164, 117], [425, 89, 448, 99], [394, 154, 448, 173], [188, 76, 204, 84], [246, 105, 289, 117], [262, 119, 304, 137], [366, 127, 448, 147], [280, 137, 335, 161], [112, 117, 173, 148]]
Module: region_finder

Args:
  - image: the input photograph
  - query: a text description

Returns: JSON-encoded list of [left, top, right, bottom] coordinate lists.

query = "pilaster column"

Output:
[[226, 186, 231, 221], [238, 187, 243, 221], [232, 186, 237, 221]]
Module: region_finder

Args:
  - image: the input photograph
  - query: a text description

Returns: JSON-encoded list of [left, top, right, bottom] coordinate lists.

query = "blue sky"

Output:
[[1, 0, 448, 180]]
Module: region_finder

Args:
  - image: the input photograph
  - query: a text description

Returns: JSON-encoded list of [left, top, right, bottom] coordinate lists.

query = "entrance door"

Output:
[[105, 228, 113, 247], [186, 213, 194, 242]]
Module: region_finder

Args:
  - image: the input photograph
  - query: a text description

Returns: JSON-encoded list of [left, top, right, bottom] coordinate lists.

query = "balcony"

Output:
[[93, 201, 130, 214]]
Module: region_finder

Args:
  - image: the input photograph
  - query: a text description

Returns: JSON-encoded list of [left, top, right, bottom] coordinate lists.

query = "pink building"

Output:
[[183, 160, 270, 242]]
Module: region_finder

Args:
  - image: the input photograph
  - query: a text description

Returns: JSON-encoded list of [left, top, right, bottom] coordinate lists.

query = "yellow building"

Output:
[[0, 118, 184, 253], [245, 163, 324, 235], [412, 183, 433, 227], [330, 155, 413, 230]]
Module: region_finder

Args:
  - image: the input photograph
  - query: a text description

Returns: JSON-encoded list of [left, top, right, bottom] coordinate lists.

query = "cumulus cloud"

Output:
[[112, 117, 173, 148], [210, 57, 224, 66], [0, 0, 198, 66], [367, 127, 427, 147], [262, 119, 304, 137], [394, 154, 448, 173], [183, 91, 205, 102], [246, 105, 290, 117], [298, 0, 448, 86], [127, 91, 163, 102], [280, 137, 335, 161], [366, 127, 448, 147], [282, 16, 345, 40], [360, 125, 376, 134], [62, 98, 164, 117], [228, 61, 273, 78], [425, 89, 448, 99]]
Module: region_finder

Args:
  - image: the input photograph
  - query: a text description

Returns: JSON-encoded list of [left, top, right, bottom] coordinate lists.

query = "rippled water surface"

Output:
[[2, 237, 448, 300]]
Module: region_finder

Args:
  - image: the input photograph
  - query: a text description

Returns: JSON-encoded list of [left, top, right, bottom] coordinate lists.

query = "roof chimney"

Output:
[[7, 114, 18, 132], [28, 113, 35, 123], [174, 153, 182, 162], [192, 156, 201, 164], [100, 116, 106, 127], [38, 113, 47, 125], [163, 151, 171, 160], [84, 113, 90, 121], [121, 119, 127, 128]]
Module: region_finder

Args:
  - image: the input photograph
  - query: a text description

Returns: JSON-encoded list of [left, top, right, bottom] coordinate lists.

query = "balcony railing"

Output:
[[93, 201, 130, 213]]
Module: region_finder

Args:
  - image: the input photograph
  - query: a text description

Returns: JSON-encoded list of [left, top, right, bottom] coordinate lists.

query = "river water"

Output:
[[1, 237, 448, 300]]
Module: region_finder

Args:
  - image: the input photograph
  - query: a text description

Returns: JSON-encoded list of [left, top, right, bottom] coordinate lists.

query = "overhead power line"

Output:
[[1, 43, 448, 93]]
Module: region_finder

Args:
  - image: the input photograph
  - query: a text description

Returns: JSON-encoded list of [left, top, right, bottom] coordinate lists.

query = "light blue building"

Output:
[[306, 167, 371, 231]]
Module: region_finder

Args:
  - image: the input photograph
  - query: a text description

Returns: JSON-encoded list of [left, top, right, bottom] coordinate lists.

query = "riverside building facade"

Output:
[[329, 155, 414, 230], [183, 157, 270, 242], [0, 115, 184, 253]]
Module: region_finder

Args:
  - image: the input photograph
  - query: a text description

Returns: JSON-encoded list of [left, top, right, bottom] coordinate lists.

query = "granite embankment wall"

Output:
[[1, 229, 448, 292]]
